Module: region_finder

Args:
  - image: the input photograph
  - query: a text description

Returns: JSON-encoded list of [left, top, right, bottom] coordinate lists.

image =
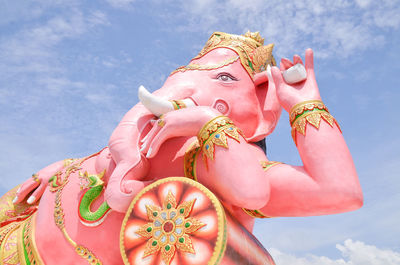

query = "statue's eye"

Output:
[[217, 73, 237, 82]]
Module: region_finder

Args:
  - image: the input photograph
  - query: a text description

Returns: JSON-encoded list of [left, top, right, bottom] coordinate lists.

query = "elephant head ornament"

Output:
[[105, 31, 283, 212]]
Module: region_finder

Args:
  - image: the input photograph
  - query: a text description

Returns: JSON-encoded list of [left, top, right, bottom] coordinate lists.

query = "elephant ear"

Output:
[[246, 44, 282, 142]]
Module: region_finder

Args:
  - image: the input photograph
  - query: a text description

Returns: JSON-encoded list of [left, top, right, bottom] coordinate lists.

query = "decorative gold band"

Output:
[[170, 100, 187, 110], [157, 119, 165, 127], [290, 100, 341, 145], [197, 116, 243, 160], [32, 174, 41, 183], [289, 100, 327, 125], [198, 116, 234, 143], [0, 213, 44, 265], [184, 140, 201, 181], [170, 56, 240, 76], [242, 208, 271, 219], [23, 213, 45, 264]]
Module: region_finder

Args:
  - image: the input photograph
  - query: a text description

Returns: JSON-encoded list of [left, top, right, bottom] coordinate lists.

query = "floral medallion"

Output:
[[121, 177, 227, 265], [136, 191, 205, 265]]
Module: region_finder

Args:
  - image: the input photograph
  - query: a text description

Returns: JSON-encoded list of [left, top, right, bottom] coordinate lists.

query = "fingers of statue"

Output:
[[13, 177, 41, 204], [144, 119, 172, 158], [140, 119, 157, 144], [146, 117, 182, 159], [293, 54, 304, 65], [271, 66, 285, 88], [305, 48, 314, 72], [27, 183, 47, 204], [140, 120, 163, 156], [280, 58, 294, 70]]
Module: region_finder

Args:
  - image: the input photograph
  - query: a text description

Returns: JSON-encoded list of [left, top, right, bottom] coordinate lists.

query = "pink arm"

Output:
[[197, 49, 362, 216], [261, 121, 362, 216], [142, 103, 362, 216], [195, 120, 362, 217]]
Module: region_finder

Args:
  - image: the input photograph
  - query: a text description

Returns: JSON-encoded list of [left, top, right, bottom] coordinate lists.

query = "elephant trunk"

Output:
[[105, 85, 195, 213]]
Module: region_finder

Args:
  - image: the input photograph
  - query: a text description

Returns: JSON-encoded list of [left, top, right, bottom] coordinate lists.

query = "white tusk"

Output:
[[182, 98, 196, 108], [282, 63, 307, 84], [138, 85, 174, 117]]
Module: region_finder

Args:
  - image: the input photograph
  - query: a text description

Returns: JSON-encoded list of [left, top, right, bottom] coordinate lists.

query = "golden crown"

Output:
[[193, 31, 276, 79]]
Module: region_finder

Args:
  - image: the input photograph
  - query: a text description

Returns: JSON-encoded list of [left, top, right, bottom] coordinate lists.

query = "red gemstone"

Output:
[[163, 221, 174, 233]]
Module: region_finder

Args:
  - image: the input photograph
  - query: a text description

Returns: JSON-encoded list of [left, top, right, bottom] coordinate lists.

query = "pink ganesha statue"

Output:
[[0, 31, 363, 265]]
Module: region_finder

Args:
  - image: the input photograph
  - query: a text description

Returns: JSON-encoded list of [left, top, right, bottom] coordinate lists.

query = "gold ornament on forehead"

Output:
[[188, 31, 276, 79]]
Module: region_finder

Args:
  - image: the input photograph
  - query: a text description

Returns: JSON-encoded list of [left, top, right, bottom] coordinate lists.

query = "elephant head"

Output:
[[105, 31, 282, 212]]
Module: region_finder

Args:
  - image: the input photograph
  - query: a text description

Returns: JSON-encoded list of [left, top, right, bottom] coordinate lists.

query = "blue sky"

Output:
[[1, 0, 399, 264]]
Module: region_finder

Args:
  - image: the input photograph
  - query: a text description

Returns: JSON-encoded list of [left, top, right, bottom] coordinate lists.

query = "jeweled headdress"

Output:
[[192, 31, 276, 79]]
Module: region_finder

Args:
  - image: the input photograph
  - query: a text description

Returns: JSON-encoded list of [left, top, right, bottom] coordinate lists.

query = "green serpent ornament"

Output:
[[78, 170, 111, 227]]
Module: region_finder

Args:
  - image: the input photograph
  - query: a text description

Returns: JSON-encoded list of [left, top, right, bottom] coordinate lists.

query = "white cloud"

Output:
[[271, 239, 400, 265], [105, 0, 135, 9], [0, 9, 108, 77], [169, 0, 400, 58], [354, 0, 372, 8]]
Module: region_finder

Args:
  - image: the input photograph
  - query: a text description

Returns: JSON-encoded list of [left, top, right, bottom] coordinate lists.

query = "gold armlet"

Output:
[[169, 100, 187, 110], [290, 100, 341, 144], [184, 140, 201, 181], [242, 208, 271, 219], [197, 116, 243, 160]]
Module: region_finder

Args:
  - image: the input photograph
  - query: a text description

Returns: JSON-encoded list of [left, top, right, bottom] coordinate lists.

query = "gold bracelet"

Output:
[[290, 100, 341, 144], [289, 100, 328, 125], [197, 116, 243, 160], [170, 100, 186, 110], [32, 174, 41, 183]]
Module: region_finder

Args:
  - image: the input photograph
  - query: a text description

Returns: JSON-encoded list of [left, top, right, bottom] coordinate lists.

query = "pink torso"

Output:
[[35, 137, 254, 264]]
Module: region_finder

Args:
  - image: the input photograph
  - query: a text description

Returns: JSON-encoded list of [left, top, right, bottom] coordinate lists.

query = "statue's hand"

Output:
[[13, 160, 65, 205], [140, 106, 220, 158], [271, 48, 321, 112], [13, 174, 47, 205]]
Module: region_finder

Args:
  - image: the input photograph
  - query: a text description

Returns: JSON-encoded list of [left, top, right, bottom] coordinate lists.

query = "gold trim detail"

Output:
[[0, 222, 20, 264], [157, 119, 166, 127], [184, 140, 201, 181], [53, 151, 103, 265], [120, 177, 227, 265], [242, 208, 271, 219], [170, 56, 240, 76], [136, 191, 205, 265], [190, 31, 276, 79], [23, 213, 45, 264], [0, 214, 44, 265], [63, 158, 78, 168], [289, 100, 328, 125], [290, 100, 342, 145], [31, 174, 40, 183], [198, 116, 243, 160], [170, 100, 186, 110], [260, 161, 282, 171]]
